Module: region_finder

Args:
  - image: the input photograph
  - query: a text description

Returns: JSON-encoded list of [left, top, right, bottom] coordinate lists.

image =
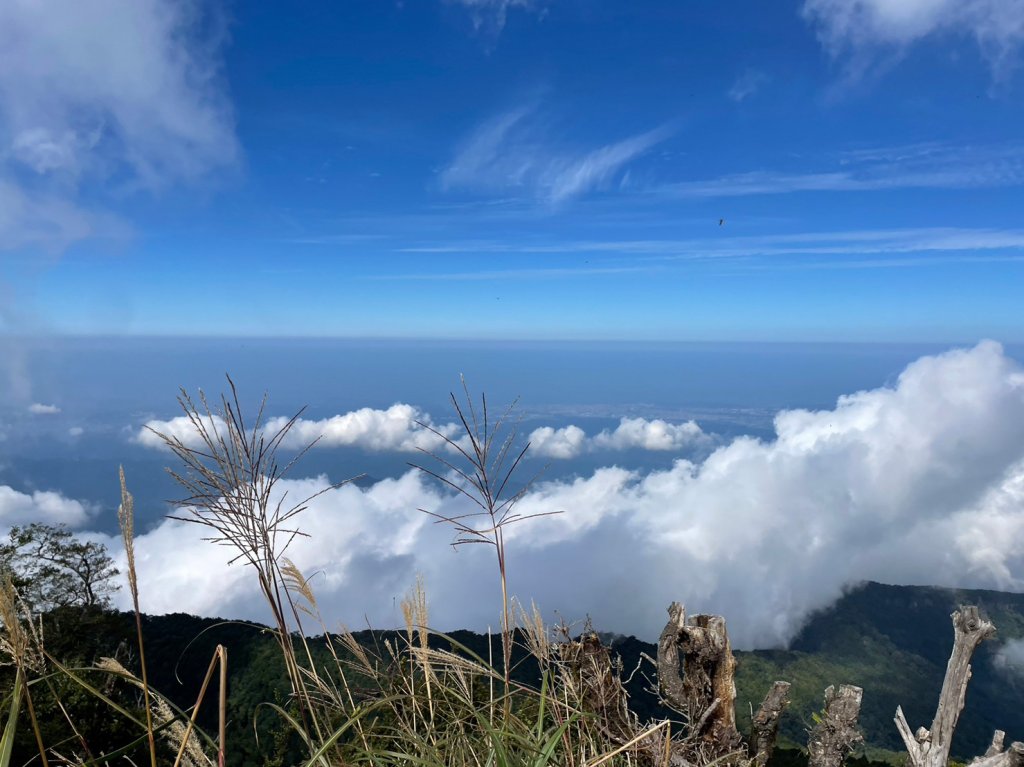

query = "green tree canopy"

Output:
[[0, 522, 120, 611]]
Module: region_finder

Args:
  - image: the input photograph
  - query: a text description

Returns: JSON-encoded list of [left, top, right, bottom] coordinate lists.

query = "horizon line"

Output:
[[2, 332, 1021, 347]]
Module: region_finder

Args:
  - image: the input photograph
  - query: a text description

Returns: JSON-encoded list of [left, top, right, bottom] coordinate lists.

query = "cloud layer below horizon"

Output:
[[90, 341, 1024, 649]]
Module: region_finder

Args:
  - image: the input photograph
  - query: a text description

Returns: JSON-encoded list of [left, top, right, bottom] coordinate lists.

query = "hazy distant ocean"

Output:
[[2, 337, 1019, 536]]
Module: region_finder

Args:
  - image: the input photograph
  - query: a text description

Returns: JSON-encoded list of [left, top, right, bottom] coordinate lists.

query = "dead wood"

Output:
[[894, 605, 998, 767], [657, 603, 744, 756], [557, 631, 640, 745], [751, 681, 792, 767], [971, 740, 1024, 767], [553, 604, 784, 767], [807, 684, 864, 767]]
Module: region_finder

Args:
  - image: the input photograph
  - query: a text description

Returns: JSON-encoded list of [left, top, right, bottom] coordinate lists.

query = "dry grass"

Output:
[[1, 379, 714, 767]]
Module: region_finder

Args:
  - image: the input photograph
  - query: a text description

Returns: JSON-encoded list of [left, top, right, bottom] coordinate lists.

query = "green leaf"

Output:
[[0, 668, 24, 767]]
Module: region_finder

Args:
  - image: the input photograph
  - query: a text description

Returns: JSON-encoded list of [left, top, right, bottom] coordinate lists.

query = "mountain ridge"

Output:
[[13, 580, 1024, 765]]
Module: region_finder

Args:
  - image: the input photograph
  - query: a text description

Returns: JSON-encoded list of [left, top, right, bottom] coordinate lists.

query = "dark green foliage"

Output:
[[0, 523, 120, 611], [0, 607, 160, 764], [5, 581, 1022, 764], [756, 582, 1024, 758]]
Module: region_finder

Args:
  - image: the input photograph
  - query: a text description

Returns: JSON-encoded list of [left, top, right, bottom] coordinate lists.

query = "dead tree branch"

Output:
[[894, 605, 998, 767]]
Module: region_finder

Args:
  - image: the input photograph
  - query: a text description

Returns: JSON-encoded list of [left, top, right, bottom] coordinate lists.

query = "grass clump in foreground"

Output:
[[0, 380, 741, 766]]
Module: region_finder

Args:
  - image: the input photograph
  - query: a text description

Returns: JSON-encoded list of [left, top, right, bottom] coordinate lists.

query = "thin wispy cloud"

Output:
[[728, 69, 769, 102], [546, 126, 675, 203], [995, 639, 1024, 677], [666, 143, 1024, 198], [441, 104, 674, 204], [802, 0, 1024, 80], [0, 180, 128, 254], [394, 226, 1024, 260], [447, 0, 543, 37], [744, 254, 1024, 271], [0, 0, 238, 252], [366, 265, 652, 281]]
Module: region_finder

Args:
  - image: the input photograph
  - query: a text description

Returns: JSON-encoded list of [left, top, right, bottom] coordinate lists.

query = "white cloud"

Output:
[[138, 404, 461, 453], [529, 418, 709, 458], [135, 413, 226, 450], [729, 69, 769, 102], [441, 105, 673, 204], [447, 0, 540, 36], [28, 402, 60, 415], [0, 0, 238, 251], [265, 404, 461, 452], [802, 0, 1024, 79], [994, 638, 1024, 676], [68, 426, 84, 438], [529, 425, 588, 459], [546, 127, 675, 204], [0, 485, 91, 528], [0, 180, 127, 253], [667, 144, 1024, 198], [109, 472, 440, 619], [111, 342, 1024, 650], [593, 417, 707, 451], [394, 226, 1024, 273]]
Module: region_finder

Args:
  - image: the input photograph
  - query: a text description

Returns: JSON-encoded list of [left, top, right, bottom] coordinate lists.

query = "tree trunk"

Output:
[[751, 681, 792, 767], [894, 606, 997, 767], [657, 603, 744, 757], [808, 684, 864, 767]]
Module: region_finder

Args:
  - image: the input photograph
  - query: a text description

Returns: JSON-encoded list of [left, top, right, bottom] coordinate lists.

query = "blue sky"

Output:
[[2, 0, 1024, 341]]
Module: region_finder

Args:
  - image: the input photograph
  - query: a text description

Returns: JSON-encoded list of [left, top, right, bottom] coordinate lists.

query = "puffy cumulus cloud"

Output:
[[264, 405, 461, 452], [108, 472, 445, 619], [529, 418, 708, 458], [528, 425, 587, 459], [137, 404, 461, 453], [0, 0, 237, 251], [0, 485, 91, 528], [113, 342, 1024, 650], [593, 417, 707, 452], [28, 402, 60, 415], [135, 413, 226, 450], [802, 0, 1024, 78]]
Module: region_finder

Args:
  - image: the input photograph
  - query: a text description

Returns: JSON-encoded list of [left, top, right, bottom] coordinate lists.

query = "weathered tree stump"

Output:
[[557, 601, 864, 767], [556, 631, 639, 745], [657, 602, 744, 757], [971, 739, 1024, 767], [808, 684, 864, 767], [751, 681, 792, 767]]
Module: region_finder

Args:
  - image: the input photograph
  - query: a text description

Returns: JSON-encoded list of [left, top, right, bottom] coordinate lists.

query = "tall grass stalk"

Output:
[[149, 378, 353, 762], [118, 466, 158, 767], [411, 377, 558, 713]]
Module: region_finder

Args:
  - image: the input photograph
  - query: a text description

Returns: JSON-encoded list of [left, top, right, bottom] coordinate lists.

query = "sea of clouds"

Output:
[[3, 341, 1021, 649]]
